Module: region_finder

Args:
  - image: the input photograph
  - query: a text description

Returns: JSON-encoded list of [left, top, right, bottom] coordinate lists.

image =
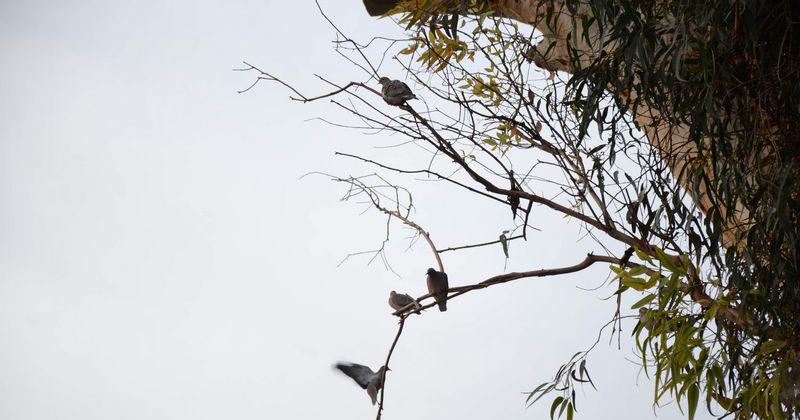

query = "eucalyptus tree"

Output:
[[243, 1, 800, 418]]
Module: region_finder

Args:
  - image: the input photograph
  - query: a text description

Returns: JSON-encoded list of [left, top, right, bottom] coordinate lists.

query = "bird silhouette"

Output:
[[378, 77, 417, 106], [426, 268, 449, 311], [508, 170, 521, 219]]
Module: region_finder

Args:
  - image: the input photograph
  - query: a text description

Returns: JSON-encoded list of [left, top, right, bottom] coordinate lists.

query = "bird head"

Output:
[[426, 268, 437, 275], [378, 77, 390, 85]]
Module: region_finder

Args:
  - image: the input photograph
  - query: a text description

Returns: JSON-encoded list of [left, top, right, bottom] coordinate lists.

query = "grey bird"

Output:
[[378, 77, 417, 106], [638, 307, 657, 331], [426, 268, 449, 311], [388, 290, 420, 313], [333, 362, 389, 405]]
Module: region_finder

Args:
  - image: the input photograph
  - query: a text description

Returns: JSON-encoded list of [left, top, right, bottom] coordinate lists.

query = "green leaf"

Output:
[[525, 382, 548, 404], [654, 247, 678, 272], [757, 340, 786, 355], [634, 247, 652, 263], [687, 383, 698, 420], [499, 232, 509, 258], [567, 402, 574, 420], [621, 276, 648, 291], [550, 396, 564, 419], [631, 294, 656, 309]]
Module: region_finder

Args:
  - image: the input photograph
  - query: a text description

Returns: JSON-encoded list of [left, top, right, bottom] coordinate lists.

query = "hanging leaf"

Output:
[[499, 231, 509, 258]]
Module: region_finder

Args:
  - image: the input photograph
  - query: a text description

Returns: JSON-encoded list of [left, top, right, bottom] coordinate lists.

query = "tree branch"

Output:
[[393, 253, 622, 315], [437, 234, 525, 253], [375, 316, 406, 420]]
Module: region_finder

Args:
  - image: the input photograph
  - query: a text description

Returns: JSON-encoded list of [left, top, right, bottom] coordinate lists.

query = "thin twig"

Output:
[[437, 234, 525, 253], [375, 316, 406, 420]]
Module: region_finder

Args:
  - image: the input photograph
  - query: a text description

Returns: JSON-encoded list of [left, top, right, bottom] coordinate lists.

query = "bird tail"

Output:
[[437, 301, 447, 312]]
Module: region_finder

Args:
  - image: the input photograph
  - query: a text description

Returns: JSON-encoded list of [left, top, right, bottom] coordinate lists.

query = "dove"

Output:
[[378, 77, 417, 106], [426, 268, 449, 312], [388, 290, 420, 313], [334, 362, 389, 405]]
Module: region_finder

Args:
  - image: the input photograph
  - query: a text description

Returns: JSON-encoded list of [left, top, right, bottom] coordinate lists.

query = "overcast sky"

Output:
[[0, 1, 712, 419]]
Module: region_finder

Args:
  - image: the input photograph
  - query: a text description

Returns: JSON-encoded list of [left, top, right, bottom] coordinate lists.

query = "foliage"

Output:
[[250, 0, 800, 418], [382, 1, 800, 418]]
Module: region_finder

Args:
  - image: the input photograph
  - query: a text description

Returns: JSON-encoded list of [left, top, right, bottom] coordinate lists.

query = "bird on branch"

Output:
[[507, 170, 521, 219], [333, 362, 389, 405], [426, 268, 449, 312], [378, 77, 417, 106], [388, 290, 421, 314]]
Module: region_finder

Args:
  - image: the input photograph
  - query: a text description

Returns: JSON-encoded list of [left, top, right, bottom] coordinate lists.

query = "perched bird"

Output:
[[426, 268, 449, 312], [388, 290, 420, 313], [378, 77, 417, 106], [362, 0, 400, 16], [507, 170, 521, 219], [637, 307, 657, 331], [334, 362, 389, 405]]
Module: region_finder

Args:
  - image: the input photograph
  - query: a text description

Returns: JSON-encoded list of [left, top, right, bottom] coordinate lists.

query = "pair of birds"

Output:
[[335, 267, 449, 405], [388, 268, 448, 313]]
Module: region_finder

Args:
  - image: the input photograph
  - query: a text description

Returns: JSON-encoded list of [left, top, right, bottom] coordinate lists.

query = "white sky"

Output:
[[0, 1, 713, 419]]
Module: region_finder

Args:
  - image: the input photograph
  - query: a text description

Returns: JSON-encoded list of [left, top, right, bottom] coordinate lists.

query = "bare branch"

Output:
[[393, 253, 623, 316], [375, 316, 406, 420], [437, 234, 525, 254]]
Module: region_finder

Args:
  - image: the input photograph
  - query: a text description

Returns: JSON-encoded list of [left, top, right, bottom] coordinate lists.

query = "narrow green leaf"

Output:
[[550, 396, 564, 419], [758, 340, 786, 355], [499, 233, 509, 258], [631, 294, 656, 309], [687, 383, 698, 420]]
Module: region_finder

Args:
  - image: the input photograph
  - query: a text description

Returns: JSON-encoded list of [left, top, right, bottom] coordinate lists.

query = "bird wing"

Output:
[[334, 362, 374, 389], [395, 293, 415, 306], [386, 81, 414, 98], [428, 271, 448, 291]]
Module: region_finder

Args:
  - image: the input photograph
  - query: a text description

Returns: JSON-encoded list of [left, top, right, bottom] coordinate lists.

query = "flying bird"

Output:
[[333, 362, 389, 405], [378, 77, 417, 106], [426, 268, 449, 311], [388, 290, 420, 313]]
